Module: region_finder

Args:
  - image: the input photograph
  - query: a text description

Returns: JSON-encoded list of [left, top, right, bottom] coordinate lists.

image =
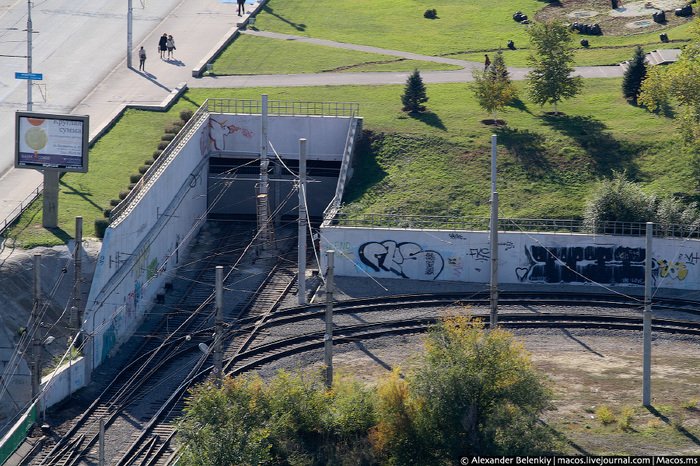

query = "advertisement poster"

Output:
[[15, 112, 89, 172]]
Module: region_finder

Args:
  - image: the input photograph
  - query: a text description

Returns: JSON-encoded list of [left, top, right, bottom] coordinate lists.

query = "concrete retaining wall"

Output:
[[84, 122, 209, 371], [320, 227, 700, 289]]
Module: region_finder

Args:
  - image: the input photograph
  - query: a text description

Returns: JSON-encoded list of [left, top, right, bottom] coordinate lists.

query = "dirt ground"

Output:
[[306, 329, 700, 456], [535, 0, 695, 37]]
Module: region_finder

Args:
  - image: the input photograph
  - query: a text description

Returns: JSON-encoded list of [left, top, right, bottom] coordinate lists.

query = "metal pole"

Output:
[[71, 217, 83, 332], [99, 419, 105, 466], [491, 134, 497, 194], [490, 192, 499, 328], [26, 0, 33, 111], [127, 0, 133, 68], [324, 251, 335, 388], [214, 266, 223, 388], [298, 139, 307, 305], [643, 222, 653, 406], [259, 95, 270, 250], [31, 255, 41, 404]]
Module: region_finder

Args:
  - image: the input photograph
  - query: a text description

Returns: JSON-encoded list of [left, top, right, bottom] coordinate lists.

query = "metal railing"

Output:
[[323, 111, 359, 221], [204, 98, 359, 117], [0, 183, 43, 235], [325, 212, 700, 239]]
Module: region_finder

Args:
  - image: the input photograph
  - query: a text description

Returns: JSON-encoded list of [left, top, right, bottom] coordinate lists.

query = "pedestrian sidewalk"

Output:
[[0, 0, 260, 235]]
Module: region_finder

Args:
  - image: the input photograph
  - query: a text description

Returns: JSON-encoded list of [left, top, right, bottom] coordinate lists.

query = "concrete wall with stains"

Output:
[[84, 127, 209, 371], [202, 114, 351, 160], [320, 227, 700, 290]]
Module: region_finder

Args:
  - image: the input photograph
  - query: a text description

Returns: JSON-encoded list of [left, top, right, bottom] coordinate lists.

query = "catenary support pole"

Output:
[[490, 192, 499, 328], [298, 139, 307, 305], [324, 251, 335, 388], [643, 222, 653, 406], [31, 255, 41, 404], [99, 419, 105, 466], [489, 135, 499, 328], [214, 266, 223, 388], [71, 217, 83, 333]]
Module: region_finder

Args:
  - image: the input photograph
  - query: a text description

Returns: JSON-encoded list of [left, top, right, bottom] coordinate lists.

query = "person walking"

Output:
[[484, 54, 490, 71], [138, 46, 147, 71], [166, 35, 176, 60], [159, 33, 168, 59], [237, 0, 245, 16]]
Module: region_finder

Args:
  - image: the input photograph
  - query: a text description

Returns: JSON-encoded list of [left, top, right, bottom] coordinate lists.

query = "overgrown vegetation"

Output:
[[177, 314, 557, 464]]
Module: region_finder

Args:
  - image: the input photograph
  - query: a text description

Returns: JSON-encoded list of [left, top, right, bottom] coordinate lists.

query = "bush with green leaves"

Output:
[[584, 172, 700, 227]]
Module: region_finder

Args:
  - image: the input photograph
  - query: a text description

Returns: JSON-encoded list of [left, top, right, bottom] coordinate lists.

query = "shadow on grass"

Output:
[[626, 99, 676, 119], [537, 114, 639, 177], [44, 227, 73, 244], [646, 406, 700, 447], [507, 97, 531, 114], [262, 5, 306, 31], [342, 131, 388, 203], [60, 180, 102, 212], [409, 111, 446, 131], [494, 126, 553, 176], [539, 419, 590, 455]]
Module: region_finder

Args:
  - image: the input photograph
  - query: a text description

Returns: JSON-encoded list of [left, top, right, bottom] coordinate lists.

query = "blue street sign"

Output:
[[15, 72, 43, 80]]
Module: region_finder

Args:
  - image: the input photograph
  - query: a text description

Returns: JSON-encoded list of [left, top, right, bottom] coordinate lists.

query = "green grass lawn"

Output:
[[210, 34, 462, 75], [5, 77, 686, 247], [210, 0, 695, 73]]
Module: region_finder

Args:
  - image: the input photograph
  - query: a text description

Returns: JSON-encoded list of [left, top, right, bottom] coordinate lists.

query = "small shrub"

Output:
[[681, 398, 698, 410], [15, 327, 26, 337], [423, 8, 437, 18], [619, 406, 634, 430], [118, 189, 130, 200], [596, 406, 616, 425], [161, 133, 175, 142], [94, 219, 109, 239], [109, 199, 120, 206], [153, 150, 163, 159], [164, 124, 179, 134], [128, 183, 136, 190], [172, 120, 184, 130], [138, 165, 149, 174], [157, 140, 169, 150], [144, 159, 153, 166], [180, 109, 193, 122], [103, 208, 112, 218], [130, 173, 142, 183]]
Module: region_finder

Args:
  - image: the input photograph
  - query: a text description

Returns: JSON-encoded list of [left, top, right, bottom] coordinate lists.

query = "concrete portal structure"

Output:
[[83, 97, 361, 377]]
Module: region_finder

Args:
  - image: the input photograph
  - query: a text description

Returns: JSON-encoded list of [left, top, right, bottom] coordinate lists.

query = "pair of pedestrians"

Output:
[[158, 33, 176, 60], [137, 33, 176, 71]]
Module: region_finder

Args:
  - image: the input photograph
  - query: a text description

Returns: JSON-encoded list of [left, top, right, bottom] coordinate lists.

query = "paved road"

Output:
[[0, 1, 627, 233]]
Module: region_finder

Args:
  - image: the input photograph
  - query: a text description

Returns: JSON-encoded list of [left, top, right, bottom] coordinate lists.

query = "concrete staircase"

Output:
[[619, 48, 680, 71]]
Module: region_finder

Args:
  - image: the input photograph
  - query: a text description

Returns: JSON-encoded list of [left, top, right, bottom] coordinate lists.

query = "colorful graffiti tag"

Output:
[[358, 240, 444, 280]]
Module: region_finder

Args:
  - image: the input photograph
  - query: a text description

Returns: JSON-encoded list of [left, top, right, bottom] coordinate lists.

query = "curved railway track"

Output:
[[20, 242, 700, 466], [113, 290, 700, 466]]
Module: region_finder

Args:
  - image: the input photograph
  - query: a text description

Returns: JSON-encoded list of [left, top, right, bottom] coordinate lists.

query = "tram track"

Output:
[[20, 229, 700, 466]]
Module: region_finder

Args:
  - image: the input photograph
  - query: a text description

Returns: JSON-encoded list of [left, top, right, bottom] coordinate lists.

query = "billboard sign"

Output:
[[15, 112, 89, 173]]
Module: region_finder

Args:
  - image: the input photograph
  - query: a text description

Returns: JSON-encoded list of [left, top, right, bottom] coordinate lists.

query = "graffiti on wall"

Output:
[[520, 245, 647, 284], [517, 244, 695, 285], [200, 116, 255, 155], [358, 240, 444, 280]]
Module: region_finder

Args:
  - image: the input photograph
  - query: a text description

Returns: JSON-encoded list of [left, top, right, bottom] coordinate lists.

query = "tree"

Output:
[[526, 21, 583, 115], [622, 46, 647, 102], [401, 69, 429, 113], [371, 313, 557, 460], [472, 51, 518, 123], [639, 19, 700, 144]]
